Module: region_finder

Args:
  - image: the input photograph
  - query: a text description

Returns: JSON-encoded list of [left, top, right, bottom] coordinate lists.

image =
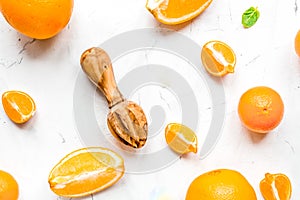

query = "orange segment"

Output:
[[0, 170, 19, 200], [201, 40, 236, 77], [165, 123, 197, 154], [48, 147, 125, 198], [238, 86, 284, 134], [260, 173, 292, 200], [2, 90, 36, 124], [146, 0, 212, 25]]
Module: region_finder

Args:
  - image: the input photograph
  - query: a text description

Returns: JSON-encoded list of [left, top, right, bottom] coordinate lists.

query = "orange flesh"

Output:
[[201, 40, 236, 76], [202, 47, 225, 73], [162, 0, 211, 18], [2, 91, 36, 124], [165, 123, 197, 154], [146, 0, 212, 25], [260, 173, 292, 200], [48, 147, 124, 198]]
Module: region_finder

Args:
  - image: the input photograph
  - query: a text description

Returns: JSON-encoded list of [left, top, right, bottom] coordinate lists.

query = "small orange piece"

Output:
[[295, 30, 300, 57], [0, 0, 73, 39], [48, 147, 125, 198], [201, 40, 236, 77], [238, 86, 284, 133], [260, 173, 292, 200], [146, 0, 212, 25], [165, 123, 197, 154], [0, 170, 19, 200], [186, 169, 257, 200], [2, 90, 36, 124]]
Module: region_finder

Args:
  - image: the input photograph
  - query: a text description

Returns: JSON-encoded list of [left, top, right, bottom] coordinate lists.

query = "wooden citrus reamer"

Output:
[[80, 47, 148, 148]]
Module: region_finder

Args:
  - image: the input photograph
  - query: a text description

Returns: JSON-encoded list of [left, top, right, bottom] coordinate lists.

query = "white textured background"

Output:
[[0, 0, 300, 199]]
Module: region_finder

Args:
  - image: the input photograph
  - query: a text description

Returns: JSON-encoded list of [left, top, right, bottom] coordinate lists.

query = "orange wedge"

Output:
[[165, 123, 198, 154], [146, 0, 212, 25], [201, 40, 236, 77], [2, 90, 36, 124], [48, 147, 125, 198], [260, 173, 292, 200]]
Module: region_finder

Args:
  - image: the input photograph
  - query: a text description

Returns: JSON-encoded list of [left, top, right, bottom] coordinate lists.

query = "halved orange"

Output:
[[48, 147, 125, 198], [201, 40, 236, 77], [146, 0, 212, 25], [165, 123, 197, 154], [2, 90, 36, 124], [260, 173, 292, 200]]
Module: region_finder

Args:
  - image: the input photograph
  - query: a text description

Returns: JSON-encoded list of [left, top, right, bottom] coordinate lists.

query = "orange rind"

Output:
[[186, 169, 257, 200], [0, 0, 73, 39], [0, 170, 19, 200], [238, 86, 284, 133]]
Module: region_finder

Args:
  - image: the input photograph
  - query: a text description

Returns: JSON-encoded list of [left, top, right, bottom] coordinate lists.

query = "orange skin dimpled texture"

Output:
[[0, 0, 74, 39], [238, 86, 284, 133]]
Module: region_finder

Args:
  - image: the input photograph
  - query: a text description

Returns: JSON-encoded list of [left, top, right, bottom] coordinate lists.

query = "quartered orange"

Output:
[[201, 40, 236, 77], [48, 147, 125, 198], [260, 173, 292, 200], [2, 90, 36, 124], [165, 123, 197, 154]]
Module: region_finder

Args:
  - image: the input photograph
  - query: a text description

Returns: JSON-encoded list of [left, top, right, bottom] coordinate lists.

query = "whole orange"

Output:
[[0, 170, 19, 200], [0, 0, 74, 39], [186, 169, 257, 200], [238, 86, 284, 133], [295, 30, 300, 57]]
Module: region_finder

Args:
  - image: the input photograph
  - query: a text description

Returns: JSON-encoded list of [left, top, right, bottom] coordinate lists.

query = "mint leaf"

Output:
[[242, 7, 260, 28]]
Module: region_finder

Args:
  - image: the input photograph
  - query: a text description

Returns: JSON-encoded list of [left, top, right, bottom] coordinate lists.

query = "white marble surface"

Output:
[[0, 0, 300, 199]]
